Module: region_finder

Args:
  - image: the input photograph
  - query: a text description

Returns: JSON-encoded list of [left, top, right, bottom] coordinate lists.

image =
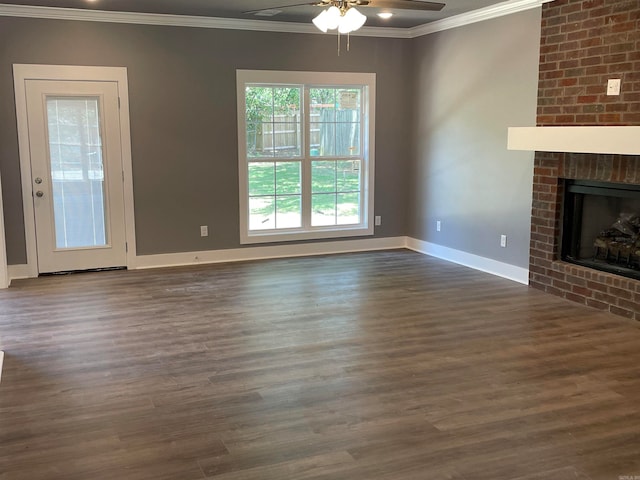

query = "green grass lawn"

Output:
[[248, 160, 361, 228]]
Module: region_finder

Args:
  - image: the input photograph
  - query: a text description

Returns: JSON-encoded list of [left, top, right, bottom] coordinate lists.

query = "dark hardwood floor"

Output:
[[1, 250, 639, 479]]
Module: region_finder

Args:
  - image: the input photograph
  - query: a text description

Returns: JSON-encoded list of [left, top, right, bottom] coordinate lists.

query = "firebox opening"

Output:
[[561, 180, 640, 281]]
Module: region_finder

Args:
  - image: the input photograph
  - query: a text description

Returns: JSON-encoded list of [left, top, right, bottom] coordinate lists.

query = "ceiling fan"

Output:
[[245, 0, 445, 31], [245, 0, 445, 53]]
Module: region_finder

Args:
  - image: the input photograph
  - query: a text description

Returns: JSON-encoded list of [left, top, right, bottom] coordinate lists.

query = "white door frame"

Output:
[[0, 169, 8, 288], [13, 64, 137, 278]]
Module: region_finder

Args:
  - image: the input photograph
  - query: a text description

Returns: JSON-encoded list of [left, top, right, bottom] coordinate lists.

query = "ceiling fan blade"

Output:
[[362, 0, 445, 11], [243, 2, 321, 15], [243, 0, 444, 15]]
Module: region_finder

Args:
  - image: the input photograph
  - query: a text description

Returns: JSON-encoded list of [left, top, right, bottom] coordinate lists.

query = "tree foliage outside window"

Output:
[[245, 86, 301, 158]]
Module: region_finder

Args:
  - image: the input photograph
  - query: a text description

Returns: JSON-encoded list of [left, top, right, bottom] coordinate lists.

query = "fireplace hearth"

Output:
[[562, 180, 640, 281]]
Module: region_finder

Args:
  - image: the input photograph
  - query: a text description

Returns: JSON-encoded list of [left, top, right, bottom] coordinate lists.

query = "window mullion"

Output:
[[301, 85, 312, 229], [359, 86, 366, 224]]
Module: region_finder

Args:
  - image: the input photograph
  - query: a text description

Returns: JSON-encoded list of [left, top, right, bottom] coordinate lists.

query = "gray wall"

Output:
[[0, 17, 412, 263], [1, 10, 542, 270], [408, 8, 541, 269]]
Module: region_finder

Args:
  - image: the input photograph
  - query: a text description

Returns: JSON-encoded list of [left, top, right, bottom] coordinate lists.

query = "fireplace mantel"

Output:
[[507, 126, 640, 155]]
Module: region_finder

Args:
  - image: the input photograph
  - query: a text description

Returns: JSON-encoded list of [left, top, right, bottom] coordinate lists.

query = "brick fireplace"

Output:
[[530, 152, 640, 319], [527, 0, 640, 319]]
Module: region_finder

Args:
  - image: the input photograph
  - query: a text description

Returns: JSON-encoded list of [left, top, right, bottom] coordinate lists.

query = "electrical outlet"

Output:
[[200, 225, 208, 237], [500, 234, 507, 248], [436, 220, 441, 232], [375, 215, 382, 226], [607, 78, 621, 96]]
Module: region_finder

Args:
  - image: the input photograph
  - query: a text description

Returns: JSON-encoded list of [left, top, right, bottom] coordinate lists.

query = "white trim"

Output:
[[0, 3, 410, 37], [406, 237, 530, 285], [9, 237, 530, 287], [410, 0, 551, 37], [241, 227, 377, 245], [0, 350, 4, 384], [12, 64, 137, 277], [116, 75, 138, 268], [236, 70, 375, 245], [131, 236, 405, 270], [508, 126, 640, 156], [0, 0, 549, 39], [8, 264, 30, 282], [12, 67, 36, 278], [0, 169, 8, 289]]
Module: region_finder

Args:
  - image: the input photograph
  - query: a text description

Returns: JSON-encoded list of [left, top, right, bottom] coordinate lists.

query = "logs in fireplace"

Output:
[[593, 213, 640, 270]]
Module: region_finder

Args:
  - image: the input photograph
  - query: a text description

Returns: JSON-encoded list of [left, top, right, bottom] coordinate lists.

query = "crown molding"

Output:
[[0, 4, 320, 33], [408, 0, 552, 37], [0, 0, 550, 39], [0, 3, 410, 37]]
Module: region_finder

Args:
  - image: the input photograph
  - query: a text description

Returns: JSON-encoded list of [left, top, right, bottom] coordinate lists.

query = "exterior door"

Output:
[[24, 80, 126, 274]]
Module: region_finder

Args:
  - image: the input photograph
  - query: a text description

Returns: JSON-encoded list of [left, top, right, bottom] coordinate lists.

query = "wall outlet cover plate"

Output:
[[607, 79, 621, 96]]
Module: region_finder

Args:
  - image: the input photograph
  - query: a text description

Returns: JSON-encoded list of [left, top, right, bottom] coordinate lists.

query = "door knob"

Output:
[[35, 191, 44, 198], [34, 177, 43, 184]]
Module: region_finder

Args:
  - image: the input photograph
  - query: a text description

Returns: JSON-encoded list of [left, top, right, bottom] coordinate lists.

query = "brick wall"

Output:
[[538, 0, 640, 125], [530, 0, 640, 320], [530, 153, 640, 320]]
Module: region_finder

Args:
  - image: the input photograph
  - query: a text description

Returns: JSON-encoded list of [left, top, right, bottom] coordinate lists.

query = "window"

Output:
[[237, 70, 375, 244]]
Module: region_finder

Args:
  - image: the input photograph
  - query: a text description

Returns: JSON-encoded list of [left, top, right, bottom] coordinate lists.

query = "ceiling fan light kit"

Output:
[[339, 7, 368, 33], [313, 3, 367, 34]]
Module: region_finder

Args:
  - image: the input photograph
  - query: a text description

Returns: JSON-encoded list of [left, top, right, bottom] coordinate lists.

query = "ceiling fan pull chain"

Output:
[[347, 32, 350, 51], [337, 30, 341, 56]]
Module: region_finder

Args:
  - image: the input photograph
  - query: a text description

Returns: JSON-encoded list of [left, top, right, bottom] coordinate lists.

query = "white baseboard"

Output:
[[6, 236, 529, 286], [132, 236, 407, 270], [7, 264, 31, 285], [406, 237, 530, 285], [0, 261, 6, 289]]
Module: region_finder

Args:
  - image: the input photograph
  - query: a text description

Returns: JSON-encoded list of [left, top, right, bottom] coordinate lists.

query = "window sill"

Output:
[[241, 225, 374, 245]]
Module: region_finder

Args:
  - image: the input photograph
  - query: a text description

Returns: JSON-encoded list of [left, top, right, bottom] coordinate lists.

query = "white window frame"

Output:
[[237, 70, 375, 245]]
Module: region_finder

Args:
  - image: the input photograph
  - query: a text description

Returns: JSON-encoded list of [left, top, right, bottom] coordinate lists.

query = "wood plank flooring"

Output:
[[1, 250, 640, 479]]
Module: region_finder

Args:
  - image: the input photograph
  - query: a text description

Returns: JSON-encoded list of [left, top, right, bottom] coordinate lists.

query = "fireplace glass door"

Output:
[[562, 180, 640, 280]]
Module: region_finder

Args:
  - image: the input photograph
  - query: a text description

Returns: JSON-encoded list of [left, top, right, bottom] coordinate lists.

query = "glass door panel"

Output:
[[46, 97, 108, 249]]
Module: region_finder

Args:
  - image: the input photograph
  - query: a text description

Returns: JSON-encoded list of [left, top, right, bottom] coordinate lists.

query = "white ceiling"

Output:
[[0, 0, 514, 28]]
